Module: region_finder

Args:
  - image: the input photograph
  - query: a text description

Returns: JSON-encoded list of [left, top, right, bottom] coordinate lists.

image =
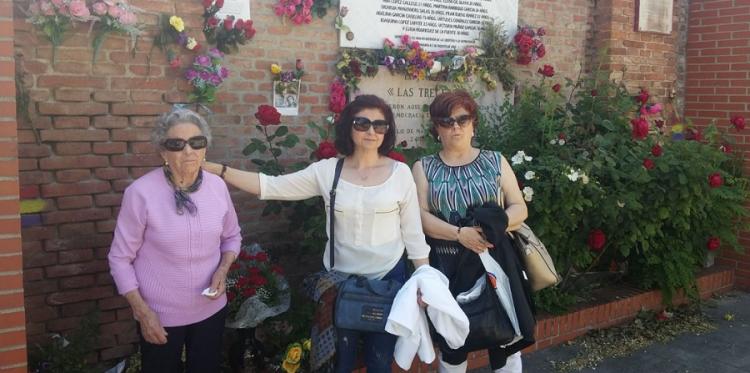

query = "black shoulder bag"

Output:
[[330, 158, 401, 332]]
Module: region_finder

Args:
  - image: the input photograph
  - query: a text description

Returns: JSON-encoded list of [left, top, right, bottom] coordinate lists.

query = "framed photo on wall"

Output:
[[635, 0, 673, 34]]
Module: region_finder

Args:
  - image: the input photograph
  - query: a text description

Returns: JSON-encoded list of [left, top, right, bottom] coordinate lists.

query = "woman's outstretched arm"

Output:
[[204, 161, 261, 195]]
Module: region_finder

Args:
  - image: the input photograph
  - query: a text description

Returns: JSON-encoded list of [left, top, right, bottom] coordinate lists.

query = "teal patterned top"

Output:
[[421, 150, 503, 224]]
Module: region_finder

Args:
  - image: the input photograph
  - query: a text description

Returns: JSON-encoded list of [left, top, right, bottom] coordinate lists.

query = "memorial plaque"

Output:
[[215, 0, 251, 21], [355, 67, 508, 146], [339, 0, 518, 51], [636, 0, 673, 34]]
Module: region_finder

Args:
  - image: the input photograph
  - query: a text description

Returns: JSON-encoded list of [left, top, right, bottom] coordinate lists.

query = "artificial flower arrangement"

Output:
[[89, 0, 142, 63], [202, 0, 257, 54], [25, 0, 98, 61], [225, 244, 290, 329], [513, 25, 546, 65], [154, 14, 202, 69], [184, 48, 229, 104], [271, 60, 305, 98], [280, 339, 311, 373], [273, 0, 338, 24]]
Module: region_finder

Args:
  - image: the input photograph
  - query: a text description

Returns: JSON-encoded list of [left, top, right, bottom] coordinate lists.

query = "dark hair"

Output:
[[428, 90, 478, 140], [334, 95, 396, 156]]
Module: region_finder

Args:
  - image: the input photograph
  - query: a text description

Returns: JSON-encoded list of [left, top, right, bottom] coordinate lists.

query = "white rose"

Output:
[[617, 201, 625, 208], [558, 139, 566, 145], [522, 186, 534, 202], [186, 37, 197, 50], [524, 171, 536, 180], [550, 139, 557, 145], [429, 60, 443, 75], [581, 174, 589, 184], [567, 170, 579, 182]]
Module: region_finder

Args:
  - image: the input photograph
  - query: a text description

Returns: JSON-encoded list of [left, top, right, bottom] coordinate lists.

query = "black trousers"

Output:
[[140, 306, 227, 373]]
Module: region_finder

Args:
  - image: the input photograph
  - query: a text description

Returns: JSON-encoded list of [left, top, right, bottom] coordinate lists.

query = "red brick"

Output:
[[55, 142, 93, 156], [38, 102, 108, 116], [111, 129, 152, 141], [56, 169, 92, 183], [43, 207, 112, 225], [45, 261, 109, 279], [93, 91, 129, 103], [93, 116, 128, 129], [56, 195, 93, 210], [41, 129, 109, 142], [94, 193, 122, 207], [111, 154, 162, 167], [40, 155, 109, 170], [37, 75, 107, 89], [54, 88, 91, 102], [94, 168, 129, 180], [93, 142, 127, 154], [59, 248, 94, 264], [41, 181, 111, 197], [111, 103, 171, 116]]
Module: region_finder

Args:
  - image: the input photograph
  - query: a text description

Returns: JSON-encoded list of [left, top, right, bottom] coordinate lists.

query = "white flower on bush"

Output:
[[581, 174, 589, 184], [617, 201, 625, 208], [511, 150, 533, 165], [566, 169, 579, 182], [522, 186, 534, 202], [550, 138, 566, 145], [524, 171, 536, 180], [558, 139, 566, 145]]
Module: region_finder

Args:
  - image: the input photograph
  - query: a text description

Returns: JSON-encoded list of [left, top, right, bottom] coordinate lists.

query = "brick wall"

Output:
[[11, 0, 667, 365], [0, 1, 27, 372], [589, 0, 688, 114], [685, 0, 750, 290]]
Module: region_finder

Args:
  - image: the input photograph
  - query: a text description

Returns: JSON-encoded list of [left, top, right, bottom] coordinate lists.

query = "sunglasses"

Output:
[[162, 136, 208, 152], [434, 114, 474, 128], [352, 117, 390, 134]]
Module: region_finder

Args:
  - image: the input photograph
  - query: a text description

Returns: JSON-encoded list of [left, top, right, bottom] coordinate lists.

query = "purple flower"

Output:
[[199, 71, 211, 81], [209, 74, 222, 86], [196, 55, 211, 67], [383, 55, 395, 67], [208, 48, 223, 58], [395, 58, 406, 68], [219, 67, 229, 78], [280, 71, 294, 83], [176, 33, 188, 46], [185, 69, 199, 80]]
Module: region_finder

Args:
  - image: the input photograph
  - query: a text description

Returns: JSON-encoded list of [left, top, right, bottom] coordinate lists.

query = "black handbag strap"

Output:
[[329, 158, 345, 270]]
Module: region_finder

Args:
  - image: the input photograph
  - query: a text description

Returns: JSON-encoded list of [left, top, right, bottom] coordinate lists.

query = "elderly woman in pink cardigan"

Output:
[[108, 108, 241, 373]]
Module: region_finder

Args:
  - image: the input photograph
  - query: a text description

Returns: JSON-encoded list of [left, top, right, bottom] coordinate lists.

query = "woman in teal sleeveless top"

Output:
[[412, 90, 528, 373]]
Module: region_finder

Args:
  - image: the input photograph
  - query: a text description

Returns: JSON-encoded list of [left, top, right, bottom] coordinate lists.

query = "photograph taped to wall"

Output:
[[273, 79, 300, 116]]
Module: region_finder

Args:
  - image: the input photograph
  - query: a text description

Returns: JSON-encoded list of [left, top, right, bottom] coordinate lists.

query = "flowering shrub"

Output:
[[90, 0, 142, 63], [25, 0, 98, 61], [185, 48, 229, 103], [226, 244, 290, 328], [513, 25, 546, 65], [476, 65, 750, 311], [202, 0, 256, 54]]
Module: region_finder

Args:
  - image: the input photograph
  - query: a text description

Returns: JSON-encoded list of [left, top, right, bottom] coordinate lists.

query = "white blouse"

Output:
[[259, 157, 430, 280]]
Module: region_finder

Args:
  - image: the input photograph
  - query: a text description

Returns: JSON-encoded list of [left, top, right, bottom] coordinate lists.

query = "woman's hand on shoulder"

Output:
[[203, 161, 222, 176]]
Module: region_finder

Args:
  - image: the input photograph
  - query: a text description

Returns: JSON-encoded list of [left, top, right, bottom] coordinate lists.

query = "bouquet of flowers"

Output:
[[271, 60, 305, 96], [202, 0, 256, 54], [280, 339, 311, 373], [185, 48, 229, 104], [25, 0, 98, 61], [154, 14, 201, 69], [382, 34, 435, 80], [90, 0, 142, 63], [513, 25, 546, 65], [225, 244, 290, 329]]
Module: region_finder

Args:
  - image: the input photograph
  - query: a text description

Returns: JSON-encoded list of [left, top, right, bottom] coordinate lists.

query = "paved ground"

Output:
[[471, 291, 750, 373]]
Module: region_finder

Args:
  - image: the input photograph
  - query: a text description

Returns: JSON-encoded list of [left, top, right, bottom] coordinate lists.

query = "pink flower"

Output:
[[552, 83, 561, 93], [40, 1, 55, 16], [651, 144, 663, 157], [68, 0, 90, 17], [400, 34, 410, 45], [637, 89, 649, 105], [108, 4, 123, 18], [537, 64, 554, 77], [731, 115, 745, 131], [92, 2, 107, 15], [119, 11, 137, 25], [646, 103, 662, 115], [630, 117, 649, 140]]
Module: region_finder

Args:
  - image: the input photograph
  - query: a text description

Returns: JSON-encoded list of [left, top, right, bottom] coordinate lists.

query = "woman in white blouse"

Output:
[[204, 95, 430, 372]]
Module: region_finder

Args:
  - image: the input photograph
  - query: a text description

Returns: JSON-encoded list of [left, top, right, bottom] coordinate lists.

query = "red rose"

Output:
[[296, 59, 304, 70], [685, 128, 702, 141], [216, 0, 224, 8], [537, 27, 546, 36], [202, 0, 212, 8], [706, 237, 720, 251], [537, 64, 554, 77], [708, 172, 723, 188], [535, 44, 546, 58], [720, 143, 732, 153], [516, 54, 532, 65], [255, 252, 268, 262], [223, 16, 234, 31], [588, 229, 606, 252], [651, 144, 663, 157], [244, 26, 256, 39], [388, 151, 406, 163], [731, 115, 745, 131], [591, 89, 598, 97], [169, 57, 181, 69], [255, 104, 281, 126], [207, 17, 219, 28], [516, 35, 533, 53], [242, 287, 257, 297], [234, 18, 245, 30], [552, 83, 561, 93], [630, 117, 649, 140], [637, 88, 649, 105], [315, 141, 338, 159], [558, 132, 566, 140], [654, 119, 665, 128], [271, 265, 284, 274], [643, 158, 655, 170]]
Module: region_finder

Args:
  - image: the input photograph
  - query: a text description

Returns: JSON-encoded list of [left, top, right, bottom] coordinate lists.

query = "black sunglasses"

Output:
[[162, 136, 208, 152], [434, 114, 474, 128], [352, 117, 390, 134]]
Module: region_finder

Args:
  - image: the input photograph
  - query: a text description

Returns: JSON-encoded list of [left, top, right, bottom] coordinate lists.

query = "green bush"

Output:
[[476, 67, 750, 311]]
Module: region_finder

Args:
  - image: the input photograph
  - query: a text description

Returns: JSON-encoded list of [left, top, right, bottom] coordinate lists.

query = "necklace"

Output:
[[355, 168, 370, 181]]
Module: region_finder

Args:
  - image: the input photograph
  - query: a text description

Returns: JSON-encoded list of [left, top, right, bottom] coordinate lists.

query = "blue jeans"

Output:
[[335, 259, 407, 373]]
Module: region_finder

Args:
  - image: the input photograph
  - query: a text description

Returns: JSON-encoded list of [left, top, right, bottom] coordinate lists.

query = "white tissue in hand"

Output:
[[202, 287, 218, 296]]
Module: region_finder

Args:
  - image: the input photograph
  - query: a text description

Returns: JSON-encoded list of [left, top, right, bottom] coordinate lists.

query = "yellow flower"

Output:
[[186, 37, 197, 50], [281, 344, 303, 373], [271, 64, 282, 75], [671, 123, 684, 133], [169, 16, 185, 32], [302, 339, 311, 351]]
